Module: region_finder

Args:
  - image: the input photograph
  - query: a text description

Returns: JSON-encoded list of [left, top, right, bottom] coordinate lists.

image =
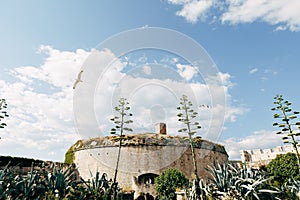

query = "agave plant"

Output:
[[186, 179, 211, 200], [232, 165, 279, 200], [81, 171, 111, 199], [110, 98, 133, 200], [0, 163, 46, 199], [0, 98, 8, 129], [204, 163, 280, 200], [236, 177, 279, 200], [206, 163, 234, 193], [283, 178, 300, 199], [42, 163, 76, 198], [9, 171, 42, 199], [0, 161, 119, 200], [177, 94, 202, 199], [0, 162, 12, 200], [271, 94, 300, 171]]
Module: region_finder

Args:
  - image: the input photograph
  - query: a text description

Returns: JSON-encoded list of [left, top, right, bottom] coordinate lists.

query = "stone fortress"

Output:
[[240, 145, 300, 168], [69, 123, 228, 198]]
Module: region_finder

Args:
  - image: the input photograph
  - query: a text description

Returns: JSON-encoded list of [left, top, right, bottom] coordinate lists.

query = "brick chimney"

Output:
[[155, 123, 166, 135]]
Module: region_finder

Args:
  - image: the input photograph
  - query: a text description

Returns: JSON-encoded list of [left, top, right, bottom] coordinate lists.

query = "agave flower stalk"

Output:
[[271, 94, 300, 172], [0, 98, 9, 130], [110, 98, 133, 199], [177, 95, 202, 199]]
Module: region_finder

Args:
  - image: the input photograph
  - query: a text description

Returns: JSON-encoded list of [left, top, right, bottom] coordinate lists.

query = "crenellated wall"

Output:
[[240, 145, 299, 167]]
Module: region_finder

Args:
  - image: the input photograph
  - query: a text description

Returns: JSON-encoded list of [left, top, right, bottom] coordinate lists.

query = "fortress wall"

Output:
[[166, 147, 228, 180], [240, 145, 300, 167], [75, 143, 228, 197], [75, 145, 188, 183]]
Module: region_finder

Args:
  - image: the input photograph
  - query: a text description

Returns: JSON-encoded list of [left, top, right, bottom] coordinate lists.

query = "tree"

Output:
[[267, 153, 300, 185], [271, 94, 300, 171], [110, 98, 133, 199], [0, 99, 8, 129], [155, 168, 188, 200], [177, 94, 202, 199]]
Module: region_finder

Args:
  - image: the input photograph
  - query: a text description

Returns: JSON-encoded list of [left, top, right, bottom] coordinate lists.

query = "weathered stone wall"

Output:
[[240, 145, 300, 168], [0, 156, 72, 176], [73, 134, 228, 198]]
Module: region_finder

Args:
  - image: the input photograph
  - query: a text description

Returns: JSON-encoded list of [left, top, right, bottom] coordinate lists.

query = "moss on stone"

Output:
[[193, 136, 203, 144], [64, 140, 83, 164], [68, 133, 227, 155]]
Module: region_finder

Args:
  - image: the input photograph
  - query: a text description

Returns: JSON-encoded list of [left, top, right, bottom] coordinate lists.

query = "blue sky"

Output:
[[1, 0, 300, 161]]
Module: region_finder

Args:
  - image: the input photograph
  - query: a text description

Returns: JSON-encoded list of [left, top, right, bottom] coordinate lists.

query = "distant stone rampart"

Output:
[[240, 145, 299, 167], [0, 155, 70, 175]]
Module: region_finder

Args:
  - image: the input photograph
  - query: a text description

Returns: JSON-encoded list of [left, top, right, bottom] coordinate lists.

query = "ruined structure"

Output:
[[69, 124, 228, 198], [240, 145, 299, 168]]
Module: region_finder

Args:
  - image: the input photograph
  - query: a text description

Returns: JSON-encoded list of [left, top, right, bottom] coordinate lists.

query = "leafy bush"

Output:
[[267, 153, 300, 185], [155, 168, 188, 200]]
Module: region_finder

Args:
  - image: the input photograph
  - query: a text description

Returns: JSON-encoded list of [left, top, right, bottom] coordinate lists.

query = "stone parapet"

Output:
[[240, 145, 299, 168]]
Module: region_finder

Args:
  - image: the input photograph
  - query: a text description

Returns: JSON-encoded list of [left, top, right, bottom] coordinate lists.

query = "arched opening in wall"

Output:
[[138, 173, 158, 185]]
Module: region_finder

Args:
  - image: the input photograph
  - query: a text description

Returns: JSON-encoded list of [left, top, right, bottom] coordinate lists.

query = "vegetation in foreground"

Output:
[[155, 168, 188, 200], [177, 94, 202, 200], [1, 94, 300, 199], [155, 162, 300, 200], [110, 98, 134, 199], [271, 94, 300, 173], [0, 98, 8, 130], [0, 163, 126, 200], [1, 160, 300, 200]]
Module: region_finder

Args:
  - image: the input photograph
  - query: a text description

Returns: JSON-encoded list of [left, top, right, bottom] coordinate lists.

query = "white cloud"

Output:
[[176, 64, 198, 80], [92, 61, 246, 141], [221, 0, 300, 32], [263, 69, 277, 75], [177, 0, 214, 23], [275, 25, 288, 31], [167, 0, 300, 32], [249, 68, 258, 74], [0, 46, 90, 161], [168, 0, 215, 23], [217, 72, 235, 88], [222, 130, 283, 160], [168, 0, 191, 5], [0, 46, 246, 161]]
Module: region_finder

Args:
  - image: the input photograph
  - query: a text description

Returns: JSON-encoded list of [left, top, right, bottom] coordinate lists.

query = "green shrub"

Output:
[[155, 168, 188, 200], [267, 153, 300, 185]]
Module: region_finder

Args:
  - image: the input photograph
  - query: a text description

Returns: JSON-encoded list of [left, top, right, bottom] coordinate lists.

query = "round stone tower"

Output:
[[68, 130, 228, 198]]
